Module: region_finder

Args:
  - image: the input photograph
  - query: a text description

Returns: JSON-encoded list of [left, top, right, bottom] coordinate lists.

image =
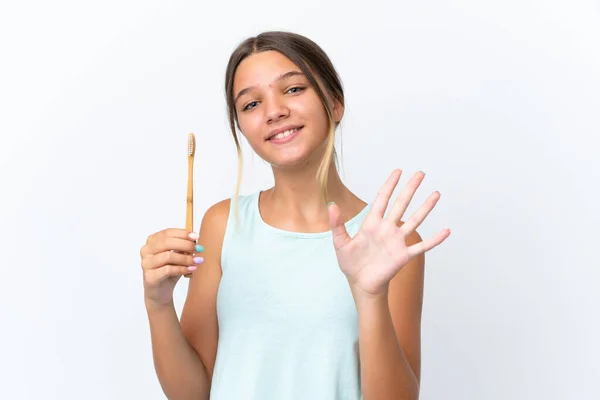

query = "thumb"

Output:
[[327, 202, 351, 250]]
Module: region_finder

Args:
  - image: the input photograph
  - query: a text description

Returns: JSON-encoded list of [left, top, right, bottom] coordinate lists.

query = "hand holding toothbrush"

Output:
[[139, 133, 201, 307]]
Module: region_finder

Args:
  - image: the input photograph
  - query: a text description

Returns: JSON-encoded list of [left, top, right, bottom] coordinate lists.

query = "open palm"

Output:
[[328, 169, 451, 296]]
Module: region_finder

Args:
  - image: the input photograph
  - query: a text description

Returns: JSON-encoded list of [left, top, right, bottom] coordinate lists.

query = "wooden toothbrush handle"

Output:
[[184, 156, 194, 278]]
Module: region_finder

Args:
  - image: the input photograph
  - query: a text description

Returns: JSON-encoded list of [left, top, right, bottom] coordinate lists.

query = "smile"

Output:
[[268, 127, 303, 143]]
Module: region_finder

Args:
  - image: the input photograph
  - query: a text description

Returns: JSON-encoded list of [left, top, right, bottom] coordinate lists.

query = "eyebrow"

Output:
[[234, 71, 305, 105]]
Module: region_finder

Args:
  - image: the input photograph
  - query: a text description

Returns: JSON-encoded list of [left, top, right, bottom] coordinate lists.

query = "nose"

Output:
[[264, 95, 289, 124]]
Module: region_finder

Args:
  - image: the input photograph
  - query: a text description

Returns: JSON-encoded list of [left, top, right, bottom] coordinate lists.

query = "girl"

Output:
[[140, 31, 450, 400]]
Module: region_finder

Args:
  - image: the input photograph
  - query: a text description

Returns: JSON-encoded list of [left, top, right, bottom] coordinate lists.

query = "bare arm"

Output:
[[354, 228, 424, 400], [145, 199, 229, 399], [180, 199, 230, 381], [146, 301, 210, 400]]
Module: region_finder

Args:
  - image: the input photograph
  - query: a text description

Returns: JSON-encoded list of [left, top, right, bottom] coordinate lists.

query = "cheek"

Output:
[[237, 114, 262, 140], [291, 96, 328, 124], [306, 101, 329, 130]]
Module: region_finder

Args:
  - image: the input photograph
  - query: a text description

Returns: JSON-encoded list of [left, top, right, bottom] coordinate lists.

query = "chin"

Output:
[[266, 153, 312, 169], [266, 146, 328, 170]]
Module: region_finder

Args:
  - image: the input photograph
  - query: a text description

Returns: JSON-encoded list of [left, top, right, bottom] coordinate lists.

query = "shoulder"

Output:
[[389, 222, 424, 298], [202, 198, 231, 227], [197, 198, 232, 259]]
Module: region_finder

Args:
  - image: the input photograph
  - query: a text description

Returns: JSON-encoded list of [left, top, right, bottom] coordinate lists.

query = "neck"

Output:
[[269, 160, 347, 206], [261, 150, 364, 227]]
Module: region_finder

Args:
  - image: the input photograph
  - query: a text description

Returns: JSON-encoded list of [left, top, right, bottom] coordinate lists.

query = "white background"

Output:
[[1, 0, 599, 399]]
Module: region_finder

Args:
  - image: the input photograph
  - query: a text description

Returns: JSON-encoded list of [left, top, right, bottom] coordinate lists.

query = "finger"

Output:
[[387, 171, 425, 223], [400, 191, 441, 235], [142, 250, 204, 270], [328, 202, 351, 250], [147, 228, 198, 247], [143, 229, 198, 256], [157, 228, 198, 240], [407, 229, 451, 259], [161, 228, 199, 241], [149, 236, 199, 255], [371, 169, 402, 218], [145, 265, 198, 283]]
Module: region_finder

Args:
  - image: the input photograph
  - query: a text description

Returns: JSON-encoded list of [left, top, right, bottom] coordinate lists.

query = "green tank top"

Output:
[[209, 191, 370, 399]]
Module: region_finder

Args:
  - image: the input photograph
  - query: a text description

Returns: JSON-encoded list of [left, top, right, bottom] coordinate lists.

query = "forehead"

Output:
[[233, 51, 301, 91]]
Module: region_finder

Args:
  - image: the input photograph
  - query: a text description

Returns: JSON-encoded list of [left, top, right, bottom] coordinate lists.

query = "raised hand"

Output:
[[328, 169, 450, 297]]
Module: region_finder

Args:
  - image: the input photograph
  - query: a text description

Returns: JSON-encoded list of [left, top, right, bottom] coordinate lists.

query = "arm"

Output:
[[147, 199, 229, 399], [146, 301, 210, 400], [180, 199, 230, 382], [353, 229, 424, 400]]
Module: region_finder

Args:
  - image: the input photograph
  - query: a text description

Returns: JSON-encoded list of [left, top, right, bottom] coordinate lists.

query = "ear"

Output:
[[333, 99, 344, 123]]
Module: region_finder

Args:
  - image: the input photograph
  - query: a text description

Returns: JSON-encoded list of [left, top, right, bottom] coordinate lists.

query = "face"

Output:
[[232, 51, 342, 169]]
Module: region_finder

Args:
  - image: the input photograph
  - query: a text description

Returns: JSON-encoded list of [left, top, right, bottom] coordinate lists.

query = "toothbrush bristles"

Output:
[[188, 133, 196, 156]]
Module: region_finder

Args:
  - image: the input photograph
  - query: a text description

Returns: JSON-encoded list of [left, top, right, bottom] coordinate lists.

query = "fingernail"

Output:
[[193, 256, 204, 264], [328, 202, 335, 206], [187, 266, 197, 271], [189, 232, 199, 240], [196, 244, 204, 252]]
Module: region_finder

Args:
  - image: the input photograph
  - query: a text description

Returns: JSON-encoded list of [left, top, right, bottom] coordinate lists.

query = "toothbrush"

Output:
[[184, 133, 195, 278]]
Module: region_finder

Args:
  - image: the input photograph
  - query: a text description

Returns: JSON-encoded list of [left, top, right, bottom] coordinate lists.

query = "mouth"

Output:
[[267, 126, 304, 143]]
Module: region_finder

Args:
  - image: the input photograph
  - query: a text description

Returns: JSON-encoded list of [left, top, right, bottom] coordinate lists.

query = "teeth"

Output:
[[271, 127, 299, 140]]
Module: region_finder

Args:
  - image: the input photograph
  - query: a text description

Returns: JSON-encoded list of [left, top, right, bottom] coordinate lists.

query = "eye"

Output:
[[242, 101, 259, 111], [286, 86, 305, 94]]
